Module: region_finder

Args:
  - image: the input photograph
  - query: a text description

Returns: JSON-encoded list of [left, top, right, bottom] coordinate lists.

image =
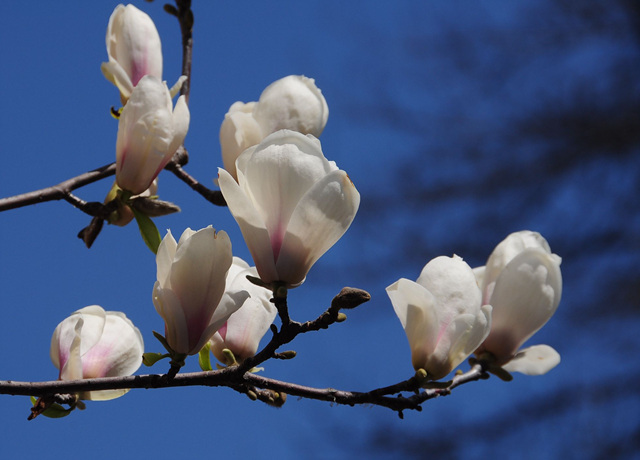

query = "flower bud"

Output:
[[387, 255, 492, 380], [475, 231, 562, 373], [50, 305, 144, 401], [116, 75, 189, 195], [101, 4, 163, 102], [209, 257, 276, 365], [152, 227, 247, 356], [253, 75, 328, 138]]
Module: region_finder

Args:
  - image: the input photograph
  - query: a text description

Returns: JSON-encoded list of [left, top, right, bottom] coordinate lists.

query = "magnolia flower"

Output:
[[50, 305, 144, 401], [387, 255, 492, 380], [253, 75, 329, 137], [474, 231, 562, 375], [101, 4, 163, 102], [220, 75, 328, 180], [116, 75, 189, 195], [209, 257, 276, 365], [152, 227, 247, 356], [218, 130, 360, 287]]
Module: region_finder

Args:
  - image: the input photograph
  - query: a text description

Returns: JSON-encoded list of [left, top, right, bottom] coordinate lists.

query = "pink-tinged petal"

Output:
[[50, 306, 144, 400], [211, 266, 276, 362], [115, 76, 189, 194], [275, 170, 360, 286], [431, 306, 492, 380], [81, 312, 144, 379], [51, 305, 108, 377], [168, 228, 232, 353], [194, 289, 249, 355], [59, 318, 85, 381], [218, 167, 278, 283], [241, 131, 334, 248], [502, 345, 561, 375], [103, 4, 162, 100]]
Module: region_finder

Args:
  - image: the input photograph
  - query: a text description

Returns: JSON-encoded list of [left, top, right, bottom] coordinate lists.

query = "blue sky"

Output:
[[1, 1, 639, 459]]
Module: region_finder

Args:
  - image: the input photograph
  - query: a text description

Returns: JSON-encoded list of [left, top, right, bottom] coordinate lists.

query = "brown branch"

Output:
[[165, 159, 227, 206], [0, 163, 116, 213], [0, 363, 490, 417]]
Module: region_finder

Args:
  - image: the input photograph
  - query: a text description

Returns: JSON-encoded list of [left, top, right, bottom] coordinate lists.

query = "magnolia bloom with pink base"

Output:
[[220, 75, 329, 180], [218, 130, 360, 287], [209, 257, 276, 365], [101, 4, 186, 102], [116, 75, 189, 195], [474, 231, 562, 375], [152, 227, 248, 356], [387, 255, 492, 381], [50, 305, 144, 401]]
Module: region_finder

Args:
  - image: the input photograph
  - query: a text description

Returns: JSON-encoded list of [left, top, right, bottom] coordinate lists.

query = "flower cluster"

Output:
[[38, 3, 565, 416], [388, 231, 562, 380], [102, 4, 190, 197]]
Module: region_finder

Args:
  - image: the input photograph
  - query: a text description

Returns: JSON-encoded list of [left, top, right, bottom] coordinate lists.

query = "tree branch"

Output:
[[0, 363, 491, 418], [0, 163, 116, 213]]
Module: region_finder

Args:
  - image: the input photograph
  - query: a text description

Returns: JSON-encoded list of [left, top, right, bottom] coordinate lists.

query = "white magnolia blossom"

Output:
[[474, 231, 562, 375], [218, 130, 360, 287], [50, 305, 144, 401], [220, 75, 328, 180], [101, 4, 162, 101], [101, 4, 186, 102], [152, 227, 247, 356], [116, 75, 189, 195], [209, 257, 276, 364], [387, 255, 492, 380]]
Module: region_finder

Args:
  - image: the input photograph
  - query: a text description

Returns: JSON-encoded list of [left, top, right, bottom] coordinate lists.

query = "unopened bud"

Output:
[[130, 197, 181, 217]]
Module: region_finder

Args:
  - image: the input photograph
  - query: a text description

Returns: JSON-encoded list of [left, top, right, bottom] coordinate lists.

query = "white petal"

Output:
[[275, 169, 360, 286], [502, 344, 561, 375], [386, 278, 439, 369], [218, 167, 278, 283], [219, 105, 263, 180], [483, 248, 562, 360], [169, 228, 232, 352], [193, 289, 248, 354], [417, 255, 482, 320], [241, 131, 333, 248], [156, 230, 177, 288], [482, 231, 553, 294], [152, 282, 189, 354]]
